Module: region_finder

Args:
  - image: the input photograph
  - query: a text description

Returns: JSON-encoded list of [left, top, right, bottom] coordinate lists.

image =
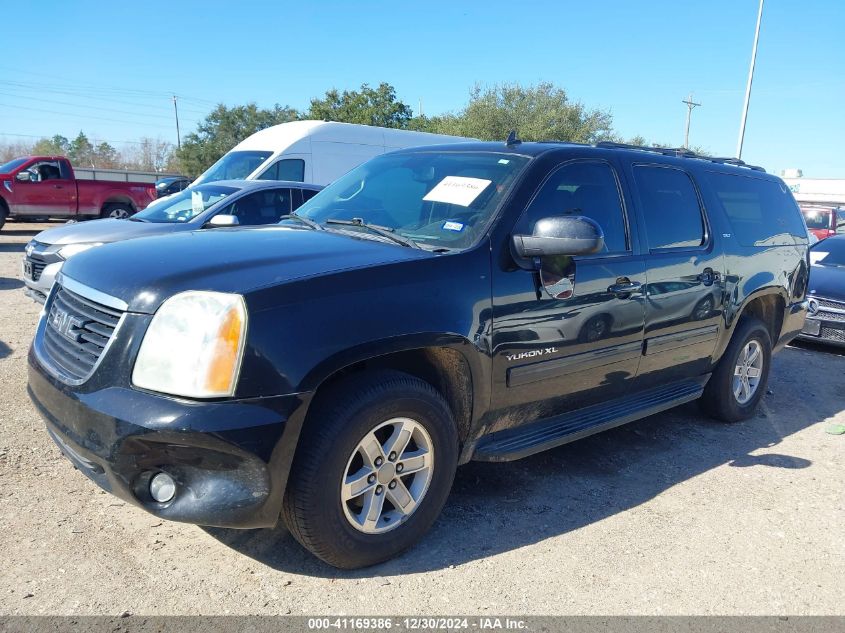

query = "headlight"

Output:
[[132, 291, 248, 398], [59, 242, 103, 259]]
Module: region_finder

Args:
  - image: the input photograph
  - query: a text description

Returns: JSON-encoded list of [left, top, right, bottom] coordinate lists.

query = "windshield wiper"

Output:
[[325, 217, 421, 249], [278, 212, 324, 231]]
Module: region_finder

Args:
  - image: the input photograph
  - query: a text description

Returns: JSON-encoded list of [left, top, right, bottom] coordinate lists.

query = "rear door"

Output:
[[490, 158, 646, 420], [624, 162, 725, 385]]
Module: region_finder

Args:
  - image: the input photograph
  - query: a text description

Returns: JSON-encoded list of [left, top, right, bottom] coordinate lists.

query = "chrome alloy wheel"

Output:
[[733, 340, 764, 405], [341, 417, 434, 534]]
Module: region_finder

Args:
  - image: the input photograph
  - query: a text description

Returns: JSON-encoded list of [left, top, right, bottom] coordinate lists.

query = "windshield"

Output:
[[0, 157, 29, 173], [810, 238, 845, 267], [803, 208, 831, 230], [132, 184, 237, 223], [193, 150, 273, 184], [296, 151, 530, 249]]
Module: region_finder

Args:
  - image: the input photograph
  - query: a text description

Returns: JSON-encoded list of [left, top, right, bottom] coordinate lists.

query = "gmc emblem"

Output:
[[50, 308, 86, 343]]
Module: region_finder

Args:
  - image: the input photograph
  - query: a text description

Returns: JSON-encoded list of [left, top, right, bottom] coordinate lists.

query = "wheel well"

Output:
[[311, 347, 474, 445], [740, 294, 784, 344], [102, 197, 135, 213]]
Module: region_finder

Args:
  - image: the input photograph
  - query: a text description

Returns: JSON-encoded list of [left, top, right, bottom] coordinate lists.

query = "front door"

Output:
[[624, 163, 725, 385], [13, 160, 74, 216], [489, 159, 646, 428]]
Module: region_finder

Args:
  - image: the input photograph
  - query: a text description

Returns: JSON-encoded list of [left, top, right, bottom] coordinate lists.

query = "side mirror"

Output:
[[512, 215, 604, 258], [15, 171, 32, 182], [207, 214, 239, 228]]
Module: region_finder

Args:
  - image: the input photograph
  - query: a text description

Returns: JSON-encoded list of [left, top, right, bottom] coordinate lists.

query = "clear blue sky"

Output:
[[1, 0, 842, 176]]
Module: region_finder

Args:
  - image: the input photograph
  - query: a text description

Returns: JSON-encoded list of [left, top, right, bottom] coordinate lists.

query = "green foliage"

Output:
[[175, 103, 298, 177], [421, 83, 615, 143], [307, 83, 412, 129], [32, 135, 70, 156]]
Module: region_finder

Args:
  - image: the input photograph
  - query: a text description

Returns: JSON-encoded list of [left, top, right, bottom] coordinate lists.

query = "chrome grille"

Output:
[[25, 256, 47, 281], [43, 284, 124, 381], [820, 326, 845, 343], [816, 298, 845, 310]]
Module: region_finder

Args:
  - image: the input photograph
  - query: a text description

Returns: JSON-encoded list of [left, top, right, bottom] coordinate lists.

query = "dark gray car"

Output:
[[22, 179, 322, 302]]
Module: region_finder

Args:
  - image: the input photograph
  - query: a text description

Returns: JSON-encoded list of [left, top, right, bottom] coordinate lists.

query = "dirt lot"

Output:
[[0, 221, 843, 616]]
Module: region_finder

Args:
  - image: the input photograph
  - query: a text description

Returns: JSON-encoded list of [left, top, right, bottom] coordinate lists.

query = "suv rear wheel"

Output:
[[699, 316, 772, 422], [282, 370, 459, 569]]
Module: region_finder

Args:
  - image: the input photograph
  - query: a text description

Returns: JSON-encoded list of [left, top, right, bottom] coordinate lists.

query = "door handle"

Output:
[[53, 184, 63, 189], [608, 280, 642, 297]]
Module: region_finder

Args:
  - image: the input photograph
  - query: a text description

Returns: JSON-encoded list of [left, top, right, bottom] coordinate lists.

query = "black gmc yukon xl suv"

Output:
[[28, 141, 809, 568]]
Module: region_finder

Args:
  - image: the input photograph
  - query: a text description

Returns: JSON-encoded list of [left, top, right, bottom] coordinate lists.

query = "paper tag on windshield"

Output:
[[423, 176, 491, 207], [191, 190, 204, 214], [810, 251, 828, 265]]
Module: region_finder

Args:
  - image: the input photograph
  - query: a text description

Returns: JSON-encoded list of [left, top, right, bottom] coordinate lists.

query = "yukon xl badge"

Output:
[[505, 347, 558, 362]]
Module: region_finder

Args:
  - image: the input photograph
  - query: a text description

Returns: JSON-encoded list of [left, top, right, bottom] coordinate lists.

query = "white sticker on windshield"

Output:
[[423, 176, 491, 207], [191, 190, 204, 214], [810, 251, 828, 265]]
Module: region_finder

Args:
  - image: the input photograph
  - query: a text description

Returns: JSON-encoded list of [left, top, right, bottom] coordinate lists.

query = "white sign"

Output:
[[810, 251, 828, 265], [423, 176, 492, 207], [191, 190, 204, 214]]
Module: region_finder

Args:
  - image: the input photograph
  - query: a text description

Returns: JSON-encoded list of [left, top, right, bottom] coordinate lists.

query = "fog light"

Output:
[[149, 472, 176, 503]]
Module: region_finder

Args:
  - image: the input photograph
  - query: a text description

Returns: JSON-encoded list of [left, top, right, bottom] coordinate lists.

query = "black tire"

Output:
[[699, 316, 772, 422], [100, 203, 133, 219], [0, 205, 6, 231], [282, 370, 459, 569]]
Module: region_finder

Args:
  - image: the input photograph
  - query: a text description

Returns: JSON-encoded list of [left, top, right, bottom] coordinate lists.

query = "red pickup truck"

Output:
[[0, 155, 157, 230]]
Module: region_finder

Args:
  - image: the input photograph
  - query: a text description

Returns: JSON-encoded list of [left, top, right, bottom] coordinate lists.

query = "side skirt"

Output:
[[472, 376, 709, 462]]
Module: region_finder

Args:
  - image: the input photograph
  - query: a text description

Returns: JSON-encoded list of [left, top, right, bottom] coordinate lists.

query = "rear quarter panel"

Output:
[[75, 180, 156, 215]]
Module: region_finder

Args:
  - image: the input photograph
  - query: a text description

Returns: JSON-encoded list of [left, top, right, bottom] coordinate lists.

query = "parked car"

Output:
[[801, 204, 845, 242], [798, 235, 845, 347], [28, 141, 809, 569], [192, 120, 471, 186], [21, 180, 321, 303], [0, 156, 159, 229], [155, 176, 192, 198]]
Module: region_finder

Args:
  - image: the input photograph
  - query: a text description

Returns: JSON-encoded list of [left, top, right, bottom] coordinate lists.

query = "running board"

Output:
[[472, 377, 708, 462]]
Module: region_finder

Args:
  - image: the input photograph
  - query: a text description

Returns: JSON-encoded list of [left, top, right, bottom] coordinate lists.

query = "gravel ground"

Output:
[[0, 221, 843, 616]]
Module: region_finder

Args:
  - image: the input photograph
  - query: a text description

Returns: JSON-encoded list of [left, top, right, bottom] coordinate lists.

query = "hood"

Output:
[[32, 218, 187, 246], [61, 225, 432, 313], [808, 264, 845, 302]]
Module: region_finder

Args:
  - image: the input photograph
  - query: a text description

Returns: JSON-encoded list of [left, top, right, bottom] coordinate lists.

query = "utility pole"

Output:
[[736, 0, 764, 159], [172, 95, 181, 150], [419, 98, 423, 118], [682, 93, 701, 149]]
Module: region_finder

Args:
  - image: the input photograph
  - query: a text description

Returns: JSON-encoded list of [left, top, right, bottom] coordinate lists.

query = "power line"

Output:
[[0, 101, 183, 130], [0, 131, 176, 147]]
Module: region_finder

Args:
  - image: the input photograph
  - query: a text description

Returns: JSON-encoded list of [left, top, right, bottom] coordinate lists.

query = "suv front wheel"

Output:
[[699, 316, 772, 422], [282, 370, 459, 569]]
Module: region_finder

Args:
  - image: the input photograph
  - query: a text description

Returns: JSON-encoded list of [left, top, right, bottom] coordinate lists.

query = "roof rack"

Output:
[[593, 141, 766, 172]]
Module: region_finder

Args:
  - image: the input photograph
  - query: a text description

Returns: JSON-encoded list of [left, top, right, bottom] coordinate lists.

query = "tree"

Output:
[[307, 83, 412, 128], [32, 135, 70, 156], [424, 83, 615, 143], [129, 137, 174, 171], [175, 103, 298, 176]]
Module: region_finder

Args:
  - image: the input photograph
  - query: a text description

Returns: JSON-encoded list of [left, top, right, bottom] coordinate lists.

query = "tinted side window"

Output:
[[633, 166, 704, 250], [704, 172, 806, 246], [219, 189, 292, 226], [518, 161, 628, 254], [257, 159, 305, 182]]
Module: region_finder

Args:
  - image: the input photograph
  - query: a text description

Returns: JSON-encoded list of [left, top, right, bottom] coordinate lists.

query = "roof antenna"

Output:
[[506, 130, 522, 146]]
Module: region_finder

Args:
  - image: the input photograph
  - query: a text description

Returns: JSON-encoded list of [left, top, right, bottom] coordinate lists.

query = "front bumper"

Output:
[[797, 317, 845, 347], [28, 347, 311, 528], [22, 259, 62, 304]]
